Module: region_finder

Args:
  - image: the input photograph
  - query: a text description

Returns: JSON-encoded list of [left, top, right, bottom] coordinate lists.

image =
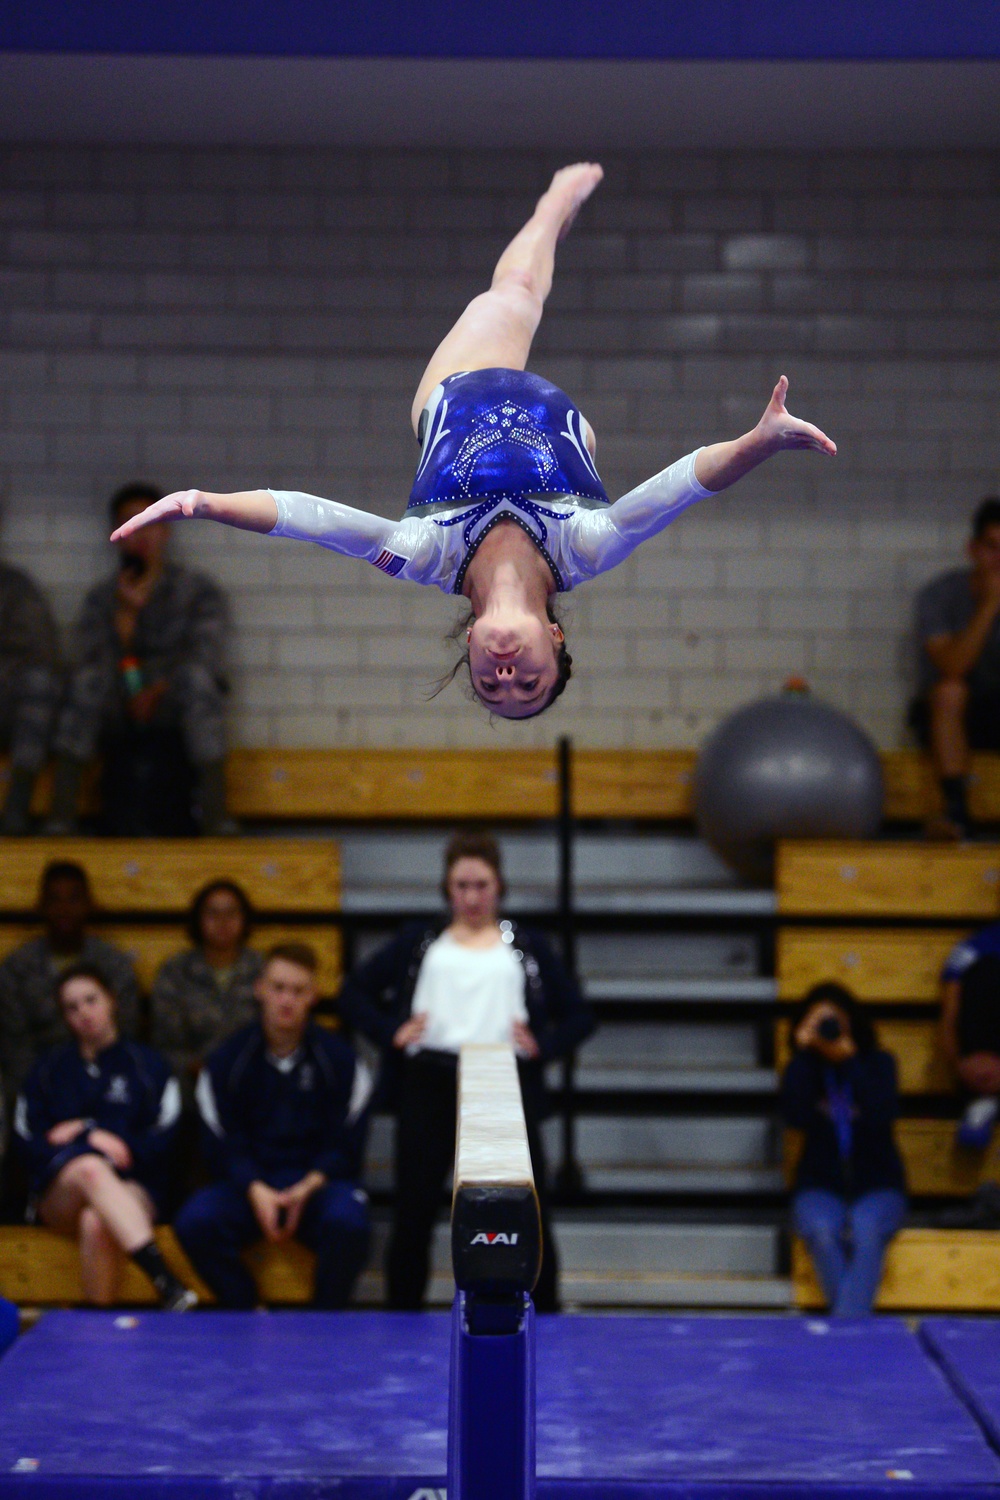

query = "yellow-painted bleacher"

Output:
[[778, 838, 1000, 1310], [7, 745, 1000, 824]]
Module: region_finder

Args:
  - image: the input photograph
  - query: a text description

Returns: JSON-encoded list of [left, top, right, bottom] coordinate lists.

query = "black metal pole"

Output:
[[555, 735, 583, 1198]]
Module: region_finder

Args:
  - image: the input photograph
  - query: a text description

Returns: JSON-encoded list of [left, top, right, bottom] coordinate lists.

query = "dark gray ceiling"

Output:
[[1, 55, 998, 149]]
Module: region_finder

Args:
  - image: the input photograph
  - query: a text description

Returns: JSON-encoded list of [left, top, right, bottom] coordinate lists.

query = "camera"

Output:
[[817, 1015, 843, 1042]]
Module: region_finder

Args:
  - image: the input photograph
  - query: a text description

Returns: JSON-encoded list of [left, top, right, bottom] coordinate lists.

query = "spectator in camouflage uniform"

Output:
[[0, 861, 139, 1104], [150, 880, 262, 1110], [0, 561, 62, 835], [45, 482, 233, 836]]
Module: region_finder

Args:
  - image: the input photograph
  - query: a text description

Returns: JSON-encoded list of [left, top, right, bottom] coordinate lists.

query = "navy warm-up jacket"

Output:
[[15, 1038, 180, 1206], [781, 1048, 906, 1199], [195, 1021, 370, 1190]]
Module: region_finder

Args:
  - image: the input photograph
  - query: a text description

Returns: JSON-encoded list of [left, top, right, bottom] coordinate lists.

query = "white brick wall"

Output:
[[1, 146, 999, 752]]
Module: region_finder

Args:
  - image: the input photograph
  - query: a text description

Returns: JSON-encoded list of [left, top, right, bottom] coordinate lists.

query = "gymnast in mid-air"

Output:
[[113, 163, 836, 719]]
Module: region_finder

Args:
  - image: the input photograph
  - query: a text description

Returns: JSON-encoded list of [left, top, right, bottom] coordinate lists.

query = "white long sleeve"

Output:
[[268, 490, 399, 563], [563, 449, 715, 581]]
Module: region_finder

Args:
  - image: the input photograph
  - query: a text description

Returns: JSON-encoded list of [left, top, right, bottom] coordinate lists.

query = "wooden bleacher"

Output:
[[792, 1229, 1000, 1311], [6, 746, 1000, 823], [0, 1226, 315, 1306], [0, 837, 339, 914], [778, 837, 1000, 1310]]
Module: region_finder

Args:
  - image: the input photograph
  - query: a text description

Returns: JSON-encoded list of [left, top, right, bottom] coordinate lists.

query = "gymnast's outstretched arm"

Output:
[[692, 375, 836, 492], [111, 487, 401, 564], [567, 377, 835, 578]]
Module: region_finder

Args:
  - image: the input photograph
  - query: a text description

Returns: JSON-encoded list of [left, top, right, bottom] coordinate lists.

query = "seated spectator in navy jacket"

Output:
[[174, 944, 371, 1309], [940, 924, 1000, 1151], [782, 982, 907, 1318], [338, 829, 594, 1313], [14, 965, 194, 1310]]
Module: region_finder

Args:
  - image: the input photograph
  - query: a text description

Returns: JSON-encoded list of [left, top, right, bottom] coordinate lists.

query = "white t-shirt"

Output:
[[267, 449, 712, 596], [409, 932, 528, 1054]]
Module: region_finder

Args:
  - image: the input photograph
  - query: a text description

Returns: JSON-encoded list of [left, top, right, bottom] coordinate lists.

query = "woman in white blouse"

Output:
[[339, 829, 592, 1311], [111, 163, 835, 719]]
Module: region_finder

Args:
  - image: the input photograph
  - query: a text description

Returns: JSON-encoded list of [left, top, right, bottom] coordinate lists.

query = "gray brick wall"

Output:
[[1, 146, 998, 751]]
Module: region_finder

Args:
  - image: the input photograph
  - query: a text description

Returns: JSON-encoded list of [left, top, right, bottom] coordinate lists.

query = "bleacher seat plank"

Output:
[[0, 839, 339, 913], [7, 746, 1000, 823], [777, 841, 1000, 918], [786, 1119, 997, 1196], [793, 1229, 1000, 1310], [225, 748, 559, 820], [0, 1226, 317, 1306], [0, 925, 342, 994], [774, 1019, 952, 1095], [777, 927, 966, 1001], [572, 751, 695, 819]]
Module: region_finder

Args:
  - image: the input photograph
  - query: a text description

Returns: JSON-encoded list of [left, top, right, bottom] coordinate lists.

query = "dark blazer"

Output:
[[337, 919, 594, 1105], [781, 1048, 906, 1199]]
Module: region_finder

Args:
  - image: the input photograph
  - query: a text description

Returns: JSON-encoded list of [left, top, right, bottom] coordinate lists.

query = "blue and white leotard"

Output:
[[268, 369, 714, 595]]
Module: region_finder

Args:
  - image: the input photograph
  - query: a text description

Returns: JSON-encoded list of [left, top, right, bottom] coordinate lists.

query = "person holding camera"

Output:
[[782, 982, 907, 1317], [44, 481, 232, 836]]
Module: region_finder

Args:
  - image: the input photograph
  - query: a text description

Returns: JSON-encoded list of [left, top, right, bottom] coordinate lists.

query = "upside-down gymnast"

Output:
[[113, 163, 836, 720]]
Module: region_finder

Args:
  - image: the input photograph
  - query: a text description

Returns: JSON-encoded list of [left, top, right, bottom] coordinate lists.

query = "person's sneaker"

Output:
[[163, 1287, 198, 1313], [957, 1096, 1000, 1151]]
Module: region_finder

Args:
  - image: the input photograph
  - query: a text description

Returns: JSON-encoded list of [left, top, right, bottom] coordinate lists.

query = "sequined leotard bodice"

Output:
[[267, 368, 713, 594]]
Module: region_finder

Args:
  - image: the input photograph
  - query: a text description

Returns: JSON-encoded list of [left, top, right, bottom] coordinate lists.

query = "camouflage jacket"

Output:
[[0, 563, 60, 673], [149, 946, 262, 1098], [0, 934, 140, 1101], [70, 561, 227, 683]]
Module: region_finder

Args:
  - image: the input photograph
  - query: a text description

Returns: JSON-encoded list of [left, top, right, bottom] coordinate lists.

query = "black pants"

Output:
[[386, 1050, 559, 1312], [958, 955, 1000, 1056]]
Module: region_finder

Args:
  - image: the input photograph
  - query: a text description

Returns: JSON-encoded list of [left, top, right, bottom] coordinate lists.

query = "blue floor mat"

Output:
[[0, 1311, 996, 1497]]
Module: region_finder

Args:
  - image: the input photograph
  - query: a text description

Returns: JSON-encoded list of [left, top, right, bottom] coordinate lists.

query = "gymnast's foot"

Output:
[[538, 162, 604, 242]]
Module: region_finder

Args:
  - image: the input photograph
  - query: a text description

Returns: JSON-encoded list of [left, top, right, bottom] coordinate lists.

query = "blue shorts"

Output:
[[408, 368, 610, 514]]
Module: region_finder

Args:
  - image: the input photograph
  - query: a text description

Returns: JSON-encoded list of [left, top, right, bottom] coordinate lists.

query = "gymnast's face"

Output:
[[467, 611, 563, 719]]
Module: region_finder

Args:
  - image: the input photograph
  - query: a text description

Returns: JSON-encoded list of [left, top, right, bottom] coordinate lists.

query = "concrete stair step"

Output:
[[581, 1166, 786, 1193], [573, 1066, 777, 1093], [583, 976, 776, 1002], [578, 932, 759, 979], [576, 1022, 762, 1069], [352, 1217, 789, 1308]]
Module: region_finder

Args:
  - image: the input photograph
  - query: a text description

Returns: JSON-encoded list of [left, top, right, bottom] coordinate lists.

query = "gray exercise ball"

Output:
[[694, 685, 884, 885]]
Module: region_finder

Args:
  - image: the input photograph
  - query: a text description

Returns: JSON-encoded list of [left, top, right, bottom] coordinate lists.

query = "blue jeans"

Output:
[[793, 1187, 907, 1317], [175, 1174, 370, 1310]]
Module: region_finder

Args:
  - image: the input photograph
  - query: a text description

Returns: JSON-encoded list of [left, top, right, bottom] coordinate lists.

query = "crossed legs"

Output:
[[38, 1154, 157, 1305], [410, 163, 603, 434]]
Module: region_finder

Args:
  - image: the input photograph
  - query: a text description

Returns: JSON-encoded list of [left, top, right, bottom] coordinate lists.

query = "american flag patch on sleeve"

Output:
[[373, 549, 406, 577]]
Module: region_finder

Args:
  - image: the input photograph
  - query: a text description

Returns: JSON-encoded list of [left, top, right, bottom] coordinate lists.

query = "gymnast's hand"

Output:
[[755, 376, 837, 458], [694, 376, 836, 492], [110, 488, 279, 542], [111, 490, 204, 541], [47, 1118, 88, 1146]]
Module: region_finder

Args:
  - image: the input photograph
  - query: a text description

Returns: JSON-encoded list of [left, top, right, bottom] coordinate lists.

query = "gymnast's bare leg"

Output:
[[410, 163, 604, 434]]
